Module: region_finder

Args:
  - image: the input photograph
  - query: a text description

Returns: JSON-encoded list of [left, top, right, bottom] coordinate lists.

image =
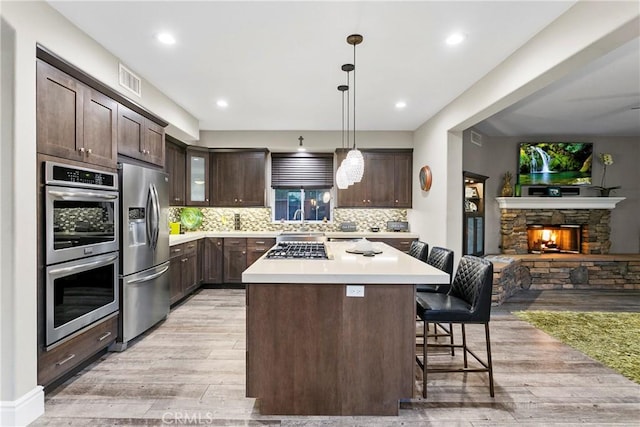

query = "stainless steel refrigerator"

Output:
[[113, 162, 170, 351]]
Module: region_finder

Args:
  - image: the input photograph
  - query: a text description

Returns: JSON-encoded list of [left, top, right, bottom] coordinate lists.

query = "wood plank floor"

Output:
[[32, 289, 640, 426]]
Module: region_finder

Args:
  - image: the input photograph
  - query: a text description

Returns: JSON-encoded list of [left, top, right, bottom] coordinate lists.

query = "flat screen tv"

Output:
[[518, 142, 593, 186]]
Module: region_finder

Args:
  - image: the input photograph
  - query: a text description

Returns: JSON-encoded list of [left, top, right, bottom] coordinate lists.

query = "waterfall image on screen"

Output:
[[518, 142, 593, 186]]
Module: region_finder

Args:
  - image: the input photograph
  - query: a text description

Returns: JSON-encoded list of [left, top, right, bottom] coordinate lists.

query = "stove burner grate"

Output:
[[266, 241, 328, 259]]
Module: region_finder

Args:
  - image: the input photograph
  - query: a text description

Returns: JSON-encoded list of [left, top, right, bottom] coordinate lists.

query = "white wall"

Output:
[[465, 133, 640, 254], [198, 130, 413, 151], [410, 1, 639, 259]]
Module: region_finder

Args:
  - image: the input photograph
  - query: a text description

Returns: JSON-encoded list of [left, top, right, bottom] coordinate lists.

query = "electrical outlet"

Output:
[[346, 285, 365, 298]]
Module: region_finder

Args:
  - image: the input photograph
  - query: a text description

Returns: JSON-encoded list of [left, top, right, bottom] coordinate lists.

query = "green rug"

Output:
[[513, 311, 640, 384]]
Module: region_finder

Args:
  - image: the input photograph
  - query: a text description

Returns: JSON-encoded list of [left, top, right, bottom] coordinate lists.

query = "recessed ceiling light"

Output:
[[395, 101, 407, 109], [216, 99, 229, 108], [445, 32, 465, 46], [156, 32, 176, 45]]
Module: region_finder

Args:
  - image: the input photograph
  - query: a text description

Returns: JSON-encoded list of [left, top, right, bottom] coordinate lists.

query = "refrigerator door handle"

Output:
[[150, 183, 160, 249], [125, 264, 170, 285]]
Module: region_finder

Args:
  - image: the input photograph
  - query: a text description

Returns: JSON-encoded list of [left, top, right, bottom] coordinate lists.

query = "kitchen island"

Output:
[[242, 240, 449, 416]]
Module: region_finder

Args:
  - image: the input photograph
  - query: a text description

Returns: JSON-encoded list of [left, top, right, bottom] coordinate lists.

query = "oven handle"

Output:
[[48, 190, 118, 200], [48, 253, 118, 276], [125, 264, 169, 285]]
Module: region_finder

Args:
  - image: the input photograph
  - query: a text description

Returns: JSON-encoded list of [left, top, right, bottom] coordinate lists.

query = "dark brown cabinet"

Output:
[[223, 238, 247, 283], [369, 237, 416, 253], [337, 149, 412, 208], [36, 60, 118, 169], [463, 171, 488, 256], [117, 105, 165, 167], [169, 242, 199, 305], [38, 314, 117, 387], [165, 140, 186, 206], [201, 237, 224, 284], [186, 148, 211, 206], [212, 151, 267, 207], [247, 238, 276, 266]]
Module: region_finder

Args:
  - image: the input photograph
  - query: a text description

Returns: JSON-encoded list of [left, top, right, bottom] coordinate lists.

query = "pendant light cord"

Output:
[[352, 41, 356, 149]]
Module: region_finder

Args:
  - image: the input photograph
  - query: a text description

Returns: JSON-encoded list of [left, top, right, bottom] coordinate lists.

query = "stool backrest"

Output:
[[426, 247, 454, 284], [449, 255, 494, 322], [408, 240, 429, 263]]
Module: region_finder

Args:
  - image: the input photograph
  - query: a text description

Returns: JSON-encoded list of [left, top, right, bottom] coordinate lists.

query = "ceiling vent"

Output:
[[470, 130, 483, 147], [119, 63, 141, 97]]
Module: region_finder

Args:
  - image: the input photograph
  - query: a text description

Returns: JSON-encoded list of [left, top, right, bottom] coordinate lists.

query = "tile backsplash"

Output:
[[168, 207, 408, 232]]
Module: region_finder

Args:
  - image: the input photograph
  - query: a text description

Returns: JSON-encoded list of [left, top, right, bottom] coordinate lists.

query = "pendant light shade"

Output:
[[345, 34, 364, 183]]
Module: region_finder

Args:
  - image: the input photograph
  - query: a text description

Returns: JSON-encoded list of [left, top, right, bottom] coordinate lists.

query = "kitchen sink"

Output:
[[277, 232, 326, 242]]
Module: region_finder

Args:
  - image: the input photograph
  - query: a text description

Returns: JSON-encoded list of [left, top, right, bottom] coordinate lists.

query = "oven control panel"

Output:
[[45, 162, 117, 190]]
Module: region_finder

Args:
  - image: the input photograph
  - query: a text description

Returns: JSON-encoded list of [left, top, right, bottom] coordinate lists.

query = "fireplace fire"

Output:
[[527, 225, 581, 254]]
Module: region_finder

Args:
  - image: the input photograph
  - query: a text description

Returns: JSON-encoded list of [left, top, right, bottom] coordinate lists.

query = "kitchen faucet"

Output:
[[292, 209, 307, 231]]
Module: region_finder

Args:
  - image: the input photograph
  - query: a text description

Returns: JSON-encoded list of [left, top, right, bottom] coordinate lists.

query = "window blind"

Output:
[[271, 153, 334, 189]]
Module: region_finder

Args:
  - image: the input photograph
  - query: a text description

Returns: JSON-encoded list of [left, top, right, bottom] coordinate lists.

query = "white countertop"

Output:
[[242, 241, 449, 285], [170, 231, 419, 246]]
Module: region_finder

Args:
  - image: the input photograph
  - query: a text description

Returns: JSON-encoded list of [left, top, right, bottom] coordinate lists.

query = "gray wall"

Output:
[[463, 130, 640, 254]]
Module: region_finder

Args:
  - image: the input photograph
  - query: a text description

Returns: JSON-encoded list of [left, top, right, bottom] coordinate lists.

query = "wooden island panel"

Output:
[[246, 282, 415, 416]]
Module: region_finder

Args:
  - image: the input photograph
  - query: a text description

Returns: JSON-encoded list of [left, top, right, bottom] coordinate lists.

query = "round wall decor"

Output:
[[419, 165, 432, 191]]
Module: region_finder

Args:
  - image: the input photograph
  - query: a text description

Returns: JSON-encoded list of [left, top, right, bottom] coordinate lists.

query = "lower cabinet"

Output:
[[169, 241, 198, 305], [201, 237, 224, 284], [223, 238, 247, 283], [38, 313, 117, 387], [247, 238, 276, 266]]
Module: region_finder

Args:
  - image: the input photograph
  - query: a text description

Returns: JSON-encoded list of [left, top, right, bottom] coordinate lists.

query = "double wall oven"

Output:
[[44, 162, 119, 346]]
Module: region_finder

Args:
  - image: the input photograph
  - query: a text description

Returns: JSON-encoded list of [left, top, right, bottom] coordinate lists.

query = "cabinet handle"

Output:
[[56, 354, 76, 366], [87, 148, 92, 155], [173, 248, 182, 252], [254, 248, 265, 253], [79, 147, 85, 153], [239, 199, 243, 202], [217, 242, 222, 246], [362, 199, 366, 203], [395, 200, 399, 203], [187, 244, 195, 249], [234, 198, 238, 202], [206, 198, 209, 202], [242, 251, 246, 255], [98, 331, 112, 342], [367, 199, 371, 203], [255, 241, 265, 244], [181, 258, 188, 262]]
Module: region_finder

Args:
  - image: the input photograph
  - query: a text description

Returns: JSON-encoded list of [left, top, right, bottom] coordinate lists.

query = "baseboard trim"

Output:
[[0, 386, 44, 426]]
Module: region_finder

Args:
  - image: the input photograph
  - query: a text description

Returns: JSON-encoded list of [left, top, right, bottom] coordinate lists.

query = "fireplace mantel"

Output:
[[495, 197, 625, 210]]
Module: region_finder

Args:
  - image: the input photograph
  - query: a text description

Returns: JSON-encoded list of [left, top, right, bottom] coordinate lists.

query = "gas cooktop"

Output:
[[265, 241, 328, 260]]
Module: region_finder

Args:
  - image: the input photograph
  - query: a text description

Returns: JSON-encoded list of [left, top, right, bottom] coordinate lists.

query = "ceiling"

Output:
[[48, 1, 639, 137]]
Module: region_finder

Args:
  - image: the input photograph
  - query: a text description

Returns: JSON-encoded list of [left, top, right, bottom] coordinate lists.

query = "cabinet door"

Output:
[[364, 152, 395, 207], [166, 142, 186, 206], [393, 152, 412, 208], [82, 88, 118, 168], [36, 60, 84, 162], [239, 152, 266, 206], [117, 105, 145, 160], [336, 150, 366, 207], [182, 252, 198, 295], [144, 120, 165, 167], [223, 238, 247, 283], [203, 238, 223, 283], [186, 149, 210, 206], [169, 255, 183, 305]]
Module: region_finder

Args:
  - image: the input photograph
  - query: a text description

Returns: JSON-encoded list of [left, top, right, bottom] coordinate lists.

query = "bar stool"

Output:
[[416, 255, 494, 398]]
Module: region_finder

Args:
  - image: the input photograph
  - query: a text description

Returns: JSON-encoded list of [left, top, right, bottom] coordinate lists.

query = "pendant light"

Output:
[[344, 34, 364, 183], [336, 83, 350, 189], [340, 63, 355, 186]]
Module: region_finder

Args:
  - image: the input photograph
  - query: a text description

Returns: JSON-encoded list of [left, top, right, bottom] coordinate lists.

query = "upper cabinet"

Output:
[[186, 148, 211, 206], [117, 105, 165, 167], [165, 138, 186, 206], [211, 150, 267, 207], [337, 149, 412, 208], [36, 60, 118, 169]]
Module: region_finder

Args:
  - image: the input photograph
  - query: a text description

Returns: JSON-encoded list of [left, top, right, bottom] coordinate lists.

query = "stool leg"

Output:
[[449, 323, 455, 356], [461, 323, 468, 368], [422, 317, 427, 398], [485, 323, 495, 397]]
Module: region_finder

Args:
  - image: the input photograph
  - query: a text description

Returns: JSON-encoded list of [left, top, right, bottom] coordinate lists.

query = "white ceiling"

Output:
[[48, 1, 639, 137]]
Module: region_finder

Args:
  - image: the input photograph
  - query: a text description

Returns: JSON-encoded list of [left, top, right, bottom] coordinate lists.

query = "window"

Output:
[[271, 152, 334, 222], [274, 189, 331, 222]]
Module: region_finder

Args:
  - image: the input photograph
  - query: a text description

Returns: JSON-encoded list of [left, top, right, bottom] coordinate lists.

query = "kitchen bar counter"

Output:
[[243, 241, 449, 416], [243, 241, 446, 284]]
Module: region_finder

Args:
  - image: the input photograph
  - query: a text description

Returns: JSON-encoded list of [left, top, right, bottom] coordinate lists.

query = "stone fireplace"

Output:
[[496, 197, 625, 255]]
